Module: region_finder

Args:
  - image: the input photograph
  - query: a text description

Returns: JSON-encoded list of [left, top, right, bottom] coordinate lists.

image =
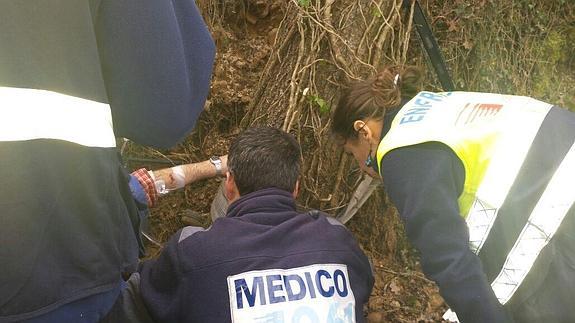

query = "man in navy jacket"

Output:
[[109, 127, 374, 322]]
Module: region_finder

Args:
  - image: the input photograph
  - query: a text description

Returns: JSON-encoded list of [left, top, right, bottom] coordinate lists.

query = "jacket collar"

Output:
[[373, 106, 402, 173], [226, 187, 297, 221]]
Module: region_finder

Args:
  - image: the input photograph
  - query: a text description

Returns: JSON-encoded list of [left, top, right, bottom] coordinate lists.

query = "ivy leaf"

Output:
[[298, 0, 310, 8], [371, 6, 382, 18], [309, 95, 330, 116]]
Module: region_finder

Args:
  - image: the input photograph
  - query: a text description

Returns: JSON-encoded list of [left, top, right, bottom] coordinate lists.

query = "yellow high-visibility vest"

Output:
[[376, 91, 575, 304], [377, 91, 552, 218]]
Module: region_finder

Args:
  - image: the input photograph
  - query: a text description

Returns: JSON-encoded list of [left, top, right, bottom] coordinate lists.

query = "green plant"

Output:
[[297, 0, 310, 8], [308, 94, 330, 115]]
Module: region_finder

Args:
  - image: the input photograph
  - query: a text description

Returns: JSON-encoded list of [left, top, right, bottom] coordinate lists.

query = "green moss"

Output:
[[532, 31, 567, 100], [546, 31, 566, 64]]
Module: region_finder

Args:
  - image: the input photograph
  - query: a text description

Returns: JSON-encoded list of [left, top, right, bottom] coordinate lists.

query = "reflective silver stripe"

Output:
[[326, 215, 345, 227], [178, 226, 206, 243], [491, 141, 575, 304], [466, 198, 499, 254], [0, 87, 115, 147], [442, 309, 460, 322], [466, 99, 550, 253]]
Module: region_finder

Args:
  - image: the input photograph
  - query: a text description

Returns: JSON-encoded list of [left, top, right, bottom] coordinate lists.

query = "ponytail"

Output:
[[331, 65, 422, 142]]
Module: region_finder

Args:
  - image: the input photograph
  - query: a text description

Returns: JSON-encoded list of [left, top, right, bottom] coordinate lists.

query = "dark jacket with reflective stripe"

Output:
[[379, 106, 575, 322], [133, 188, 374, 322], [0, 0, 214, 320], [0, 0, 215, 148]]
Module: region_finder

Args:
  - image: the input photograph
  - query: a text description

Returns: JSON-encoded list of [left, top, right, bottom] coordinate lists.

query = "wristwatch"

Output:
[[209, 156, 223, 176]]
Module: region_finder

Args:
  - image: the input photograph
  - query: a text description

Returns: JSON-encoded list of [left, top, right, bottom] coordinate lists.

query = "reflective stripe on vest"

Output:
[[0, 87, 116, 147], [375, 91, 575, 304], [463, 97, 549, 253], [491, 140, 575, 303]]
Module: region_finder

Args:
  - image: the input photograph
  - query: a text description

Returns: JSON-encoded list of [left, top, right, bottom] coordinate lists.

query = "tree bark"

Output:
[[238, 0, 417, 259]]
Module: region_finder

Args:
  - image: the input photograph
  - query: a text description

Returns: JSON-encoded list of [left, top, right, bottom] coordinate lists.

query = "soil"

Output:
[[125, 1, 448, 321]]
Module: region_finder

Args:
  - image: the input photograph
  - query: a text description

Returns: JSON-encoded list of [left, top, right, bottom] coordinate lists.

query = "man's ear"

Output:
[[225, 172, 240, 203], [292, 179, 300, 198]]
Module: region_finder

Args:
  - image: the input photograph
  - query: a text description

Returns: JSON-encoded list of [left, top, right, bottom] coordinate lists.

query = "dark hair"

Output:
[[331, 65, 422, 142], [228, 127, 302, 195]]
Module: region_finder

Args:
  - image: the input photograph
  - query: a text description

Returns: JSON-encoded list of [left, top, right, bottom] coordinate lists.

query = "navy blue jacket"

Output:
[[129, 188, 374, 322], [0, 0, 215, 148]]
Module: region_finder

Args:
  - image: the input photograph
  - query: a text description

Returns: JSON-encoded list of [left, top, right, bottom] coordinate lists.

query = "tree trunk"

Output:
[[238, 0, 418, 259]]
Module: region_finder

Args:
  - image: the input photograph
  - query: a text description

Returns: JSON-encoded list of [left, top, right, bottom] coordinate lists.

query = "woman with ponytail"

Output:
[[331, 65, 575, 322]]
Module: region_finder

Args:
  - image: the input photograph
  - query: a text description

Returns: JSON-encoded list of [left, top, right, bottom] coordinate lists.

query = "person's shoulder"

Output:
[[303, 210, 358, 244], [304, 211, 374, 277], [323, 214, 347, 228], [176, 225, 209, 243], [303, 210, 346, 227]]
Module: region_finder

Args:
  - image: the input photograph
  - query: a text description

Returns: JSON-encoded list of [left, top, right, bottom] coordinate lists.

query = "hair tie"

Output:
[[393, 73, 400, 87]]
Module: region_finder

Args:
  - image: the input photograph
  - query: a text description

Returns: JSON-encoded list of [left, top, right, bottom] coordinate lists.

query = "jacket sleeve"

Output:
[[381, 143, 512, 323], [138, 229, 185, 322], [93, 0, 215, 148]]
